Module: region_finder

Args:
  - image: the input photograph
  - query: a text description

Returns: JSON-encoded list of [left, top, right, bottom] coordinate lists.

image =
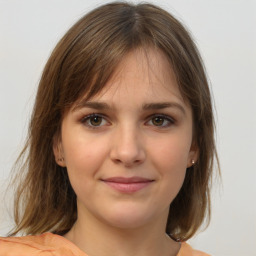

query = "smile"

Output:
[[101, 177, 154, 193]]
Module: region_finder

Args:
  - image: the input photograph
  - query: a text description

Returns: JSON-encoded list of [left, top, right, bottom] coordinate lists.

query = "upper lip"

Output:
[[101, 176, 154, 183]]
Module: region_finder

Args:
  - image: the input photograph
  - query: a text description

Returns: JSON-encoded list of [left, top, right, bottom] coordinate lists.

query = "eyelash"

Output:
[[80, 113, 109, 129], [80, 113, 175, 129], [147, 114, 175, 128]]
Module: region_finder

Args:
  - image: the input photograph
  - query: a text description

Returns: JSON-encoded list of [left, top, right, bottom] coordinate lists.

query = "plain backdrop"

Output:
[[0, 1, 255, 255]]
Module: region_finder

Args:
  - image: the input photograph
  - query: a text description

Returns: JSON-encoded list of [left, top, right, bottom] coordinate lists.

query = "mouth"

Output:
[[101, 176, 155, 193]]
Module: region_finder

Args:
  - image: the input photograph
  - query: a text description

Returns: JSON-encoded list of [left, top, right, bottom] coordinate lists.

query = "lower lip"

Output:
[[103, 181, 152, 193]]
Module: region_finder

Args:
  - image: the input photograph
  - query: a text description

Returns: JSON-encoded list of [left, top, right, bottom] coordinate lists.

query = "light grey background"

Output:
[[0, 1, 255, 255]]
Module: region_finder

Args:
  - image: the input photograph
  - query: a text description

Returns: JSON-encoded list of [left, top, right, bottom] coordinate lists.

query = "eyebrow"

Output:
[[73, 101, 186, 115], [142, 102, 186, 114], [72, 101, 110, 111]]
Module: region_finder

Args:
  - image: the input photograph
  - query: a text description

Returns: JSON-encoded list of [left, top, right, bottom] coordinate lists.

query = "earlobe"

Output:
[[53, 135, 66, 167], [187, 158, 196, 168], [187, 145, 199, 168]]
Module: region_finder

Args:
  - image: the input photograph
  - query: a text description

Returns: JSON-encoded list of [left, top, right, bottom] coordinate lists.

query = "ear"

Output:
[[53, 134, 66, 167], [187, 142, 199, 168]]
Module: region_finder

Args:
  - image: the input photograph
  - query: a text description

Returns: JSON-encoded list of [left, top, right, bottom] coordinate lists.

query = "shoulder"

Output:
[[178, 242, 211, 256], [0, 233, 87, 256]]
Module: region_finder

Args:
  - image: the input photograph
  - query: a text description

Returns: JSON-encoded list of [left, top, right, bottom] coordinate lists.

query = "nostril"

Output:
[[109, 133, 146, 166], [113, 158, 122, 164], [111, 157, 144, 168]]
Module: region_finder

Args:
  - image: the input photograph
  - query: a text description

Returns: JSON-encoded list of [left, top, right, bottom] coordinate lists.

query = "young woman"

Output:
[[0, 2, 218, 255]]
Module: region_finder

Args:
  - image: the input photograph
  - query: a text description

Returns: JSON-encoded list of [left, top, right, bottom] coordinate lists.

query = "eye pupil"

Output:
[[152, 117, 164, 126], [90, 116, 102, 126]]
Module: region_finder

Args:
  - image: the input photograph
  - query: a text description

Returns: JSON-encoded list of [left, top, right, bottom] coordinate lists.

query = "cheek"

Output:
[[61, 134, 109, 185], [151, 134, 192, 170], [149, 135, 191, 193], [62, 138, 110, 203]]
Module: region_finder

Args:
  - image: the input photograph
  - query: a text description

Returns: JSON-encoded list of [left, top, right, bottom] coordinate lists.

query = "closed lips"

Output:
[[101, 177, 154, 183], [101, 177, 154, 193]]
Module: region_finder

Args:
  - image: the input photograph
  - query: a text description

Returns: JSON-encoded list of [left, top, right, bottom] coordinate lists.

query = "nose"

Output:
[[110, 125, 146, 167]]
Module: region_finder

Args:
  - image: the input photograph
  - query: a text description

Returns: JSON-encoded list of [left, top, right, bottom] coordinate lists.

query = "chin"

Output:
[[106, 216, 149, 230], [99, 205, 159, 230]]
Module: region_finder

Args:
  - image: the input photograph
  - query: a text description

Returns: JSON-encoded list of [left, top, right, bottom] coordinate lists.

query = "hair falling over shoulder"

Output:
[[10, 2, 219, 241]]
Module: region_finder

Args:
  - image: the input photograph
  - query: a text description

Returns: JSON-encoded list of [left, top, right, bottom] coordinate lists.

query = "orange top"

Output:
[[0, 233, 210, 256]]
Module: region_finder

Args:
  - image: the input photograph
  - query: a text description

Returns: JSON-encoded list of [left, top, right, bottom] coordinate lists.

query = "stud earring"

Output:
[[58, 157, 64, 162], [191, 159, 195, 165]]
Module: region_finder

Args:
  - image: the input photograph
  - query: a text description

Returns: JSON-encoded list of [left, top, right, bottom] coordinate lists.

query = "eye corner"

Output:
[[80, 113, 110, 129], [145, 114, 176, 128]]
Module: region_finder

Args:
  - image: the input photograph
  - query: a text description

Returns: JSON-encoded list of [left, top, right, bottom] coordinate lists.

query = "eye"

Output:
[[147, 114, 175, 127], [81, 114, 109, 128]]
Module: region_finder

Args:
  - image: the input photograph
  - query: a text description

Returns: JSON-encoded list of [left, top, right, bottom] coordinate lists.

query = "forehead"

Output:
[[84, 48, 185, 105]]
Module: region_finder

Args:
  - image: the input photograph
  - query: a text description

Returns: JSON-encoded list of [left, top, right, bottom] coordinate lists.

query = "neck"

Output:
[[64, 207, 180, 256]]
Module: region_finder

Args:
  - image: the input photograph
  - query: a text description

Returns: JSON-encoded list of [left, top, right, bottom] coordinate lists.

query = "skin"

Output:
[[54, 48, 198, 256]]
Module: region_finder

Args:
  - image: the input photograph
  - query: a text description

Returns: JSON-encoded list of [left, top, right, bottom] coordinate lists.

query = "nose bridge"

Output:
[[110, 122, 145, 166]]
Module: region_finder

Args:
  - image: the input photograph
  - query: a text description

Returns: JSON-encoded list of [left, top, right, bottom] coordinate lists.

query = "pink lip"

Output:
[[101, 176, 154, 193]]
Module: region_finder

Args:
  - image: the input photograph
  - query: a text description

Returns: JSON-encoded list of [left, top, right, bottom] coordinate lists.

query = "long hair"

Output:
[[10, 2, 219, 241]]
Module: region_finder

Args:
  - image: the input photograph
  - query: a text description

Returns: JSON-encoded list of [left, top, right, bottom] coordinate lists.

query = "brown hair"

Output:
[[10, 2, 219, 241]]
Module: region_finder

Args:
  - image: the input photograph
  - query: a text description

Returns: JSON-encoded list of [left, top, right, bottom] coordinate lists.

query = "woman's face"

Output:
[[54, 48, 197, 230]]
